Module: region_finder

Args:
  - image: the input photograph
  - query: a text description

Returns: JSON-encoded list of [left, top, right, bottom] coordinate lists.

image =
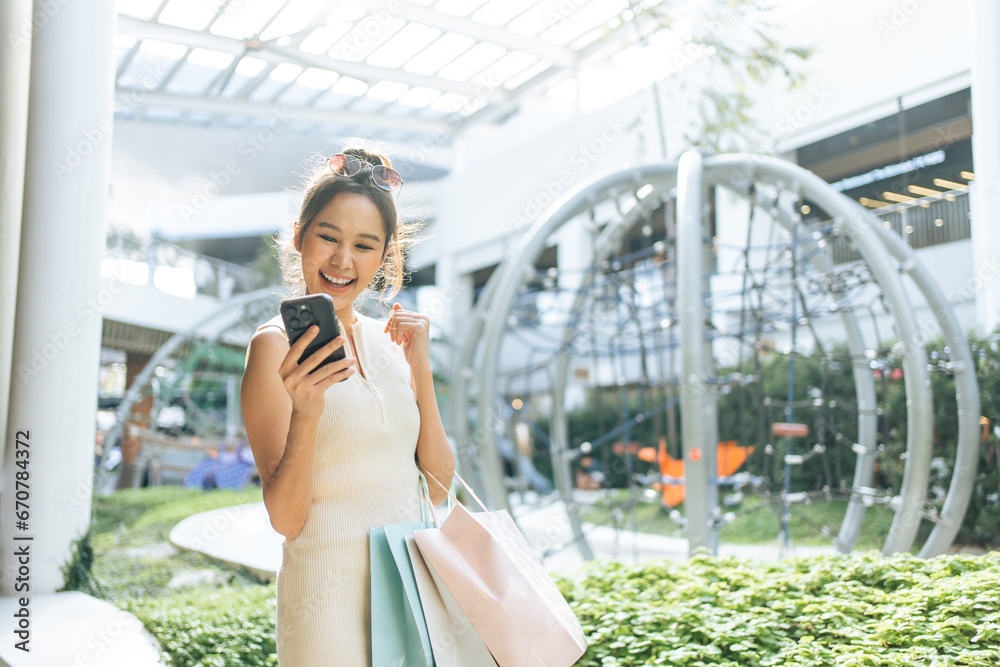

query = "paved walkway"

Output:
[[169, 501, 282, 583], [0, 592, 164, 667], [167, 494, 838, 580], [509, 494, 837, 575]]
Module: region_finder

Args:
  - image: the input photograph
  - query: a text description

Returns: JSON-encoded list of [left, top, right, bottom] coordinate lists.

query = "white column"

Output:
[[0, 0, 33, 495], [1, 0, 116, 594], [970, 0, 1000, 330]]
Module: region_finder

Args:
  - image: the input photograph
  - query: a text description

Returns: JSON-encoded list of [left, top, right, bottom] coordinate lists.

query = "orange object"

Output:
[[639, 437, 754, 508], [771, 423, 809, 438]]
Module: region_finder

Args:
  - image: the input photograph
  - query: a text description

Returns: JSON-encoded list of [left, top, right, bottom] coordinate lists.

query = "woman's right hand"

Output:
[[278, 326, 356, 419]]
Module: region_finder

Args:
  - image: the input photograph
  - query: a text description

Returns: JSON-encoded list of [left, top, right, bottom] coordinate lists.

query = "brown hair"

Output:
[[278, 143, 419, 303]]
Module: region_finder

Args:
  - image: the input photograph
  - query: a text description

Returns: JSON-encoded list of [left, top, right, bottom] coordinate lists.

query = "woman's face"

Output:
[[295, 192, 387, 315]]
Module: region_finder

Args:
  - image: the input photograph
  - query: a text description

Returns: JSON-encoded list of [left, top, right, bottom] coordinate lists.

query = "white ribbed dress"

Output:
[[255, 307, 422, 666]]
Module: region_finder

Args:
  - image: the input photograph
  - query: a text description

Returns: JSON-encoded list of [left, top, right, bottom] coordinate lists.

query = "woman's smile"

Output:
[[319, 270, 356, 291], [295, 192, 386, 324]]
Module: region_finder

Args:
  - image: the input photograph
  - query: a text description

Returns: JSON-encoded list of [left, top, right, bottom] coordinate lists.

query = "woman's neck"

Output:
[[337, 306, 357, 334]]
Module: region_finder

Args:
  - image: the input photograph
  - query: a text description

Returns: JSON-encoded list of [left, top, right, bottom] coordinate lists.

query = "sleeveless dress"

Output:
[[254, 307, 422, 666]]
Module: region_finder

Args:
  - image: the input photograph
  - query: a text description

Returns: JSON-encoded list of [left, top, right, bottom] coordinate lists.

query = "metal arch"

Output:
[[548, 182, 680, 561], [700, 153, 934, 555], [868, 215, 981, 557], [455, 161, 687, 511], [761, 193, 979, 556], [452, 260, 502, 500], [95, 287, 281, 493]]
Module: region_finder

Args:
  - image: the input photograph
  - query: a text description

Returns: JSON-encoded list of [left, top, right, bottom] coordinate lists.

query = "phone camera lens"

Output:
[[300, 310, 313, 324], [289, 317, 301, 328]]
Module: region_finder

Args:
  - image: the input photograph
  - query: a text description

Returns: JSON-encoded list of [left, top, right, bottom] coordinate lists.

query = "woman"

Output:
[[240, 145, 455, 665]]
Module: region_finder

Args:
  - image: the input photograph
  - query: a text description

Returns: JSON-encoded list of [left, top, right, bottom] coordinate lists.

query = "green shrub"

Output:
[[121, 550, 1000, 667], [59, 528, 105, 597], [555, 552, 1000, 666], [124, 583, 278, 667], [88, 485, 1000, 666]]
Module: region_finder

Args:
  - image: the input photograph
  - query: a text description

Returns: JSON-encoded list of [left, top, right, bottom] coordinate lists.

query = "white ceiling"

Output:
[[113, 0, 655, 145]]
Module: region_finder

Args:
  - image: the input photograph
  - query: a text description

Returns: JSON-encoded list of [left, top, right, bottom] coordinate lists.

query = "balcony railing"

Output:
[[830, 190, 971, 265], [104, 229, 264, 299]]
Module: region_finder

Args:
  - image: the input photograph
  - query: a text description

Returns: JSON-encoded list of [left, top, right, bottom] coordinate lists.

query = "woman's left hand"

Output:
[[385, 303, 430, 370]]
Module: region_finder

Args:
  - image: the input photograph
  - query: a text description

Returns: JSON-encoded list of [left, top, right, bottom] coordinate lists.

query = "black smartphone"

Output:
[[280, 294, 346, 373]]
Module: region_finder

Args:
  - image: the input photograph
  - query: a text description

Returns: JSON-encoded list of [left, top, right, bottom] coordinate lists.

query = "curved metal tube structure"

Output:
[[95, 287, 279, 493], [870, 215, 981, 557], [454, 163, 686, 511], [676, 150, 714, 553], [766, 193, 979, 556], [549, 183, 679, 560], [455, 151, 978, 558]]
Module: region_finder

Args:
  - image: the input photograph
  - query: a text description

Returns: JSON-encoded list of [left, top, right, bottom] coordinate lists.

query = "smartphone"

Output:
[[279, 294, 347, 373]]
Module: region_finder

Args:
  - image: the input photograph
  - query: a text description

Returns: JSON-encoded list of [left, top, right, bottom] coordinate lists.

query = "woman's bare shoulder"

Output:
[[255, 314, 285, 334], [245, 316, 288, 369]]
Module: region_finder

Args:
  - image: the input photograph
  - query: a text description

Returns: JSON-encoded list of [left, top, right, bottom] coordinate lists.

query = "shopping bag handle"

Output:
[[417, 471, 433, 524], [417, 469, 456, 525], [418, 465, 491, 519]]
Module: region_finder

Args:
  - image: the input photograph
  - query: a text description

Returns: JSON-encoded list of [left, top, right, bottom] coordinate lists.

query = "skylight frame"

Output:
[[114, 0, 644, 134]]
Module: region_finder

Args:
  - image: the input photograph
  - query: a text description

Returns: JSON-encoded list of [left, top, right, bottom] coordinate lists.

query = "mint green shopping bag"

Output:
[[370, 472, 443, 667]]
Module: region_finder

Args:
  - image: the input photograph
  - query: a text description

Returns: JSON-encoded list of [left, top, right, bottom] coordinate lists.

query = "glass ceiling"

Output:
[[114, 0, 653, 142]]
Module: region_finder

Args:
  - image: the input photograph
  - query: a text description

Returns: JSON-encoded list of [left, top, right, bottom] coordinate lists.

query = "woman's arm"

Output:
[[411, 367, 456, 506], [241, 327, 355, 539], [385, 303, 456, 505]]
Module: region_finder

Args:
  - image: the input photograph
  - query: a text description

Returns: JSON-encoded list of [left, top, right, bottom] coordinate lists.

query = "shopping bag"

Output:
[[411, 469, 588, 667], [405, 534, 498, 667], [371, 523, 434, 667], [369, 473, 437, 667]]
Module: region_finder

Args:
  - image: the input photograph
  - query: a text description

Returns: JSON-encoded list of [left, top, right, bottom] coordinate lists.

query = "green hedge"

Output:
[[119, 551, 1000, 667], [554, 552, 1000, 666], [124, 584, 278, 667]]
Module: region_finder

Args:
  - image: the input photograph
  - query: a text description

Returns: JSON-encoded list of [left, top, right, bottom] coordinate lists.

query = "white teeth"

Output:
[[321, 271, 353, 285]]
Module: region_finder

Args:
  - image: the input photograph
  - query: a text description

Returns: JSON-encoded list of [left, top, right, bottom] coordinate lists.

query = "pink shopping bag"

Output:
[[405, 534, 498, 667], [411, 469, 588, 667]]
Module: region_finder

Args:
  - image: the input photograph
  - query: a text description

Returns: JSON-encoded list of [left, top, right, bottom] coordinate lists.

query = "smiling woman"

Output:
[[279, 147, 412, 308], [296, 194, 390, 327], [239, 143, 455, 666]]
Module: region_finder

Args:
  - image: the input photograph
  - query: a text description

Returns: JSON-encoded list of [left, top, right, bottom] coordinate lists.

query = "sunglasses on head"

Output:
[[327, 153, 403, 192]]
